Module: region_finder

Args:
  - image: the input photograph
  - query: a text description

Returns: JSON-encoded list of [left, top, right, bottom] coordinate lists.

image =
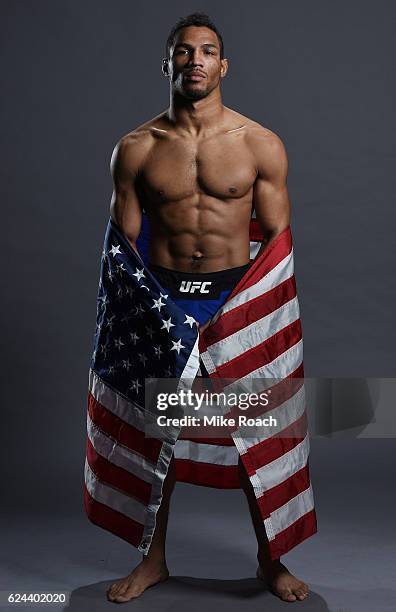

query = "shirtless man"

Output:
[[106, 12, 309, 604]]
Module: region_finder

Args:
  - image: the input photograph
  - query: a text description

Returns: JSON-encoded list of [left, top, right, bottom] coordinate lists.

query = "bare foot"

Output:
[[256, 560, 309, 602], [107, 556, 169, 603]]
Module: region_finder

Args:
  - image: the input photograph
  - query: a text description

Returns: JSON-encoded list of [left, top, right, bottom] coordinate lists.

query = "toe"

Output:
[[114, 587, 140, 603], [280, 589, 297, 602], [107, 585, 117, 600], [297, 584, 309, 599], [111, 581, 130, 601]]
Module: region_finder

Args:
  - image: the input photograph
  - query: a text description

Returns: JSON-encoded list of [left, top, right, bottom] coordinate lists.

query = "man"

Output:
[[105, 12, 310, 604]]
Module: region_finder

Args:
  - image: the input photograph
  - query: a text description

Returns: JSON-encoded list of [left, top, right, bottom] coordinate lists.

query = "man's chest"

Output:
[[140, 135, 257, 203]]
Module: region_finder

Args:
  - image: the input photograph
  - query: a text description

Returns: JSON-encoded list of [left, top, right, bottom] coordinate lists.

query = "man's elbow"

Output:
[[109, 201, 142, 253], [261, 222, 290, 245]]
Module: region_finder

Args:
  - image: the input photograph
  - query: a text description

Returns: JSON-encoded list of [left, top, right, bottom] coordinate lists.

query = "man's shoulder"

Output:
[[225, 110, 288, 177], [243, 121, 287, 171], [245, 121, 285, 152], [111, 112, 169, 169], [225, 107, 283, 139], [118, 112, 170, 145]]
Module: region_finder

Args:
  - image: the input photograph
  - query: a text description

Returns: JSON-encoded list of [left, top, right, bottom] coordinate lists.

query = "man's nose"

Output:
[[188, 49, 204, 65]]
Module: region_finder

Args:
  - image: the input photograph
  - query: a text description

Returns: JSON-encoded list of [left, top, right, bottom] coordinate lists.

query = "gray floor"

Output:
[[1, 440, 395, 612]]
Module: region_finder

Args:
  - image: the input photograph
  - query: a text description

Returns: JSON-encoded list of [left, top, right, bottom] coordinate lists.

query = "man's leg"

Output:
[[238, 456, 309, 602], [107, 454, 176, 602]]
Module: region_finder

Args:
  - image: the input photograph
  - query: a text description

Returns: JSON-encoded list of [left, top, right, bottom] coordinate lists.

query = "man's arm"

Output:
[[109, 133, 151, 254], [249, 129, 291, 261]]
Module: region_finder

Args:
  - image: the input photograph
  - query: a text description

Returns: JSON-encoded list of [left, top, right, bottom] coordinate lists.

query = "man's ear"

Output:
[[162, 58, 169, 76], [220, 58, 229, 78]]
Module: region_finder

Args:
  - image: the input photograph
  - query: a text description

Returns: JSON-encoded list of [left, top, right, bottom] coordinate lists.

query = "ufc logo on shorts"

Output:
[[179, 280, 212, 294]]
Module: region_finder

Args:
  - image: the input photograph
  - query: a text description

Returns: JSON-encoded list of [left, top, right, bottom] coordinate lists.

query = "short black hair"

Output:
[[165, 12, 224, 60]]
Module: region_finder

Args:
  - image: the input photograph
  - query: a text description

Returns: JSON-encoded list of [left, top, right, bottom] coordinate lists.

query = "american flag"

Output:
[[84, 214, 317, 560]]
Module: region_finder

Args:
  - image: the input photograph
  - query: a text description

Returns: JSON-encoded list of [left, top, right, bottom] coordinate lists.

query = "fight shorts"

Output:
[[148, 262, 250, 377], [148, 262, 251, 326]]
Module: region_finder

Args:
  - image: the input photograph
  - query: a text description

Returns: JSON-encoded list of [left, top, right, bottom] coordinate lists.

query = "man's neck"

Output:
[[167, 90, 225, 137]]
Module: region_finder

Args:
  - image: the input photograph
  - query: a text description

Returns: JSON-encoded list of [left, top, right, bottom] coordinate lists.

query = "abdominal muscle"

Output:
[[146, 199, 252, 273]]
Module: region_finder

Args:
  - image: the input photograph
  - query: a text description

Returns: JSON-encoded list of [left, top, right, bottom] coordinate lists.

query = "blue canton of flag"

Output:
[[90, 219, 200, 406]]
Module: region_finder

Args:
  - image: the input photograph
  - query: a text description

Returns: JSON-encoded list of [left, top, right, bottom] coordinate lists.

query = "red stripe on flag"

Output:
[[83, 483, 144, 547], [175, 459, 240, 488], [269, 508, 318, 560], [249, 219, 265, 242], [203, 275, 297, 348], [178, 434, 235, 445], [245, 411, 308, 473], [227, 226, 292, 299], [215, 318, 302, 380], [225, 371, 304, 423], [257, 464, 311, 516], [86, 437, 152, 505], [88, 391, 161, 464]]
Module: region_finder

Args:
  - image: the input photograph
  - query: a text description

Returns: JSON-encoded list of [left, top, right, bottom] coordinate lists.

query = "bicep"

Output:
[[109, 139, 143, 247], [252, 132, 291, 238], [253, 176, 290, 236]]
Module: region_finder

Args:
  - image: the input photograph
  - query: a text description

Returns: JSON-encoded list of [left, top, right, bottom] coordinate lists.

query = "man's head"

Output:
[[163, 12, 228, 101]]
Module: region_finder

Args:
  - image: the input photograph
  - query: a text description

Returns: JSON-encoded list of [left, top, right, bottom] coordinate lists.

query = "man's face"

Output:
[[167, 26, 227, 100]]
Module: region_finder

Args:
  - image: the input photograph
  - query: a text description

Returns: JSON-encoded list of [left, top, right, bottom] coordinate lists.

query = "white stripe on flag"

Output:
[[89, 369, 147, 433], [207, 296, 300, 367], [265, 483, 315, 538], [87, 414, 155, 483], [255, 433, 310, 493], [250, 241, 261, 259], [174, 439, 240, 466], [235, 382, 306, 445], [84, 459, 147, 525], [236, 339, 304, 384], [211, 249, 294, 322]]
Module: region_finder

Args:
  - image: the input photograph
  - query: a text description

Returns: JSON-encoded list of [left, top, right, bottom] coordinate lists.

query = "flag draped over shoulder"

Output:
[[84, 216, 317, 560]]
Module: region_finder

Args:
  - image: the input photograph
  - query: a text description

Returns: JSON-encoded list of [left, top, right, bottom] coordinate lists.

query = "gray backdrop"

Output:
[[1, 2, 395, 610]]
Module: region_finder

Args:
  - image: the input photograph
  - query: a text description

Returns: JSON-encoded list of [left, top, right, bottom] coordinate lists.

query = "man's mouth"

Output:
[[185, 72, 206, 81]]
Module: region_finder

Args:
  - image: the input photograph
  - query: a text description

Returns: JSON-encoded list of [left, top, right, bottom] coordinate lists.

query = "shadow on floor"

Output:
[[66, 576, 330, 611]]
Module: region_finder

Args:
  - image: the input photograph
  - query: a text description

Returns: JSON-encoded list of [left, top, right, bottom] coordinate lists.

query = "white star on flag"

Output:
[[153, 345, 163, 358], [129, 332, 140, 344], [133, 304, 145, 317], [184, 314, 197, 328], [114, 337, 125, 350], [110, 244, 122, 257], [133, 268, 145, 281], [138, 353, 148, 365], [145, 325, 154, 339], [130, 379, 142, 392], [170, 338, 185, 354], [151, 296, 166, 312], [106, 314, 116, 330], [122, 359, 131, 371], [99, 294, 109, 308], [161, 317, 175, 332]]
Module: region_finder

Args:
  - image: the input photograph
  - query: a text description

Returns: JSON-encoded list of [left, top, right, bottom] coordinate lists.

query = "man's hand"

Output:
[[198, 318, 212, 334]]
